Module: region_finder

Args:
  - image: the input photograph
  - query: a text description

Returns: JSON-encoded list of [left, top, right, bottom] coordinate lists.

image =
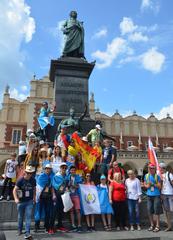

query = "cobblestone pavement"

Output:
[[3, 229, 173, 240]]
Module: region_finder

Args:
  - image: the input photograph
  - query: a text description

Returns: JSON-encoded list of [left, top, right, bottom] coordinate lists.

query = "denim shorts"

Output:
[[162, 195, 173, 212], [147, 196, 163, 215]]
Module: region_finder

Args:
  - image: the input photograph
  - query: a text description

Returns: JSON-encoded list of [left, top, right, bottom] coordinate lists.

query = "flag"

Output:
[[72, 132, 101, 171], [37, 115, 55, 130], [148, 138, 160, 176], [79, 184, 101, 215]]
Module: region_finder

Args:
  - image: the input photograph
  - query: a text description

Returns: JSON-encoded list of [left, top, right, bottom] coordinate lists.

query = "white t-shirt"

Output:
[[161, 172, 173, 195], [5, 159, 18, 178], [125, 178, 142, 200], [51, 155, 62, 174]]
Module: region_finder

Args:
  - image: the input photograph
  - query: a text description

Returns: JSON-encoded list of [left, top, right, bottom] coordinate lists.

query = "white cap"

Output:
[[29, 133, 36, 139], [95, 124, 101, 130], [60, 162, 67, 168], [45, 163, 52, 169], [82, 136, 88, 142], [39, 140, 45, 145], [159, 162, 166, 168], [19, 141, 25, 145], [27, 129, 33, 134]]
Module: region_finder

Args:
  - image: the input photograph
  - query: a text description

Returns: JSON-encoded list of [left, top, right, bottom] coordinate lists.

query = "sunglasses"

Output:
[[26, 172, 32, 175]]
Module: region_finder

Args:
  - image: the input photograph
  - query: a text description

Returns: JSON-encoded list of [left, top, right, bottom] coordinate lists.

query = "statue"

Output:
[[58, 104, 87, 134], [61, 11, 85, 58]]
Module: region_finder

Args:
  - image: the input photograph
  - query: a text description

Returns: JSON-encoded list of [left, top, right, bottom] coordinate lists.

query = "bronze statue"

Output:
[[61, 11, 85, 58], [58, 104, 87, 134]]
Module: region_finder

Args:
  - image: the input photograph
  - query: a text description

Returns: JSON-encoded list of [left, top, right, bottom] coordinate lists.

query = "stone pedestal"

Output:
[[49, 57, 96, 140]]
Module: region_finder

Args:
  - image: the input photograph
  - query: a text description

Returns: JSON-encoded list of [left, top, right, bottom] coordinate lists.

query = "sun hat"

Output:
[[25, 166, 35, 173]]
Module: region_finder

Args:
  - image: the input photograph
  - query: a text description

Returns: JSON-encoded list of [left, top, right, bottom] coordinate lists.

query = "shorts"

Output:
[[70, 195, 80, 210], [147, 196, 163, 215], [162, 195, 173, 212]]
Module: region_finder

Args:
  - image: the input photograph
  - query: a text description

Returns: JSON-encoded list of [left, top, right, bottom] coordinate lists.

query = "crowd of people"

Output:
[[0, 124, 173, 239]]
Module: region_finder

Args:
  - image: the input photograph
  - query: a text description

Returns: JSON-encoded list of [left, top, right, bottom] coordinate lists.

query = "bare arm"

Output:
[[109, 185, 113, 203], [13, 186, 20, 204]]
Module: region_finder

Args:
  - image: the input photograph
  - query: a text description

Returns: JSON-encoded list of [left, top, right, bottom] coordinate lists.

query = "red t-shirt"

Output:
[[110, 181, 126, 201], [108, 167, 125, 180]]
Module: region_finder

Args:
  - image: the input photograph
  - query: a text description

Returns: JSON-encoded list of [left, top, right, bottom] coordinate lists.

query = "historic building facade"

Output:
[[0, 76, 173, 175]]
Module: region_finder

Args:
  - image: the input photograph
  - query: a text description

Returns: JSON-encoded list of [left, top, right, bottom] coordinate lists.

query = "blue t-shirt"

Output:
[[144, 174, 161, 196]]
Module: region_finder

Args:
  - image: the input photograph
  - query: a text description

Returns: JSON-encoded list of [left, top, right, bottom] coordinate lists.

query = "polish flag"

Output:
[[148, 138, 161, 176]]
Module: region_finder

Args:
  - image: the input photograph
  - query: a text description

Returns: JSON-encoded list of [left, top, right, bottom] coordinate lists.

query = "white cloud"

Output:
[[92, 37, 130, 69], [129, 32, 149, 42], [0, 0, 35, 103], [119, 17, 137, 35], [50, 20, 66, 54], [141, 0, 160, 13], [93, 28, 108, 39], [155, 104, 173, 120], [21, 85, 28, 91], [140, 47, 165, 73], [10, 88, 28, 102]]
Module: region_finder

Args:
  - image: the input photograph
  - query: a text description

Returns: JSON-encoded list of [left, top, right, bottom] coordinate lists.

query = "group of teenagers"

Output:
[[0, 126, 173, 239]]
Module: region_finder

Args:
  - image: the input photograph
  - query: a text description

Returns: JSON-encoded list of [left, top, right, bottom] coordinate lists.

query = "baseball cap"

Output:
[[39, 140, 45, 145], [45, 163, 52, 169], [82, 136, 88, 142], [159, 162, 166, 168], [60, 162, 67, 168], [100, 175, 106, 180], [95, 124, 101, 130]]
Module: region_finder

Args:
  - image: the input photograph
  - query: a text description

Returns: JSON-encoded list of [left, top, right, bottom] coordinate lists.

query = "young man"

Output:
[[0, 152, 18, 201], [52, 162, 68, 232], [160, 162, 173, 231], [101, 139, 117, 176], [13, 166, 36, 239], [144, 163, 162, 232], [67, 165, 83, 232], [87, 124, 103, 146]]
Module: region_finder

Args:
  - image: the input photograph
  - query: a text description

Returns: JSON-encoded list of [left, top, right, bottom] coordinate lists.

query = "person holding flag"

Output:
[[144, 163, 162, 232]]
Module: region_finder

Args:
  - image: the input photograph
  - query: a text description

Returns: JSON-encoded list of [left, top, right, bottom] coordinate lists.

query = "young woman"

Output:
[[109, 172, 128, 230], [84, 173, 96, 232], [125, 170, 142, 231], [25, 147, 39, 170], [51, 146, 63, 174], [97, 175, 113, 231]]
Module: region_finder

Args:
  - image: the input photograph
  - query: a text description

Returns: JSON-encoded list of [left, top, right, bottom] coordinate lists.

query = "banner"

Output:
[[79, 184, 101, 215], [72, 132, 101, 171]]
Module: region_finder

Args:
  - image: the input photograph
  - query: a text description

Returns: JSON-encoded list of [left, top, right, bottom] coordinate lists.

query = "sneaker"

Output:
[[137, 225, 141, 231], [16, 231, 23, 236], [48, 229, 54, 235], [6, 195, 10, 201], [69, 225, 77, 232], [116, 226, 120, 231], [91, 226, 96, 231], [124, 226, 129, 231], [57, 226, 68, 232], [0, 196, 4, 201], [86, 226, 92, 232], [77, 226, 83, 233], [130, 226, 134, 231], [24, 233, 32, 239]]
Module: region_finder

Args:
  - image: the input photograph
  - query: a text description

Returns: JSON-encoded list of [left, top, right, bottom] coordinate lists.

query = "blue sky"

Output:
[[0, 0, 173, 119]]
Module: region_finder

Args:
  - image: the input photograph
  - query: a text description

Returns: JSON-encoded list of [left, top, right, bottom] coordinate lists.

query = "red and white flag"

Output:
[[148, 138, 161, 176]]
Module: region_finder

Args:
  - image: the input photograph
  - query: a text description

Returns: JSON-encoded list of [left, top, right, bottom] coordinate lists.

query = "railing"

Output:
[[117, 150, 173, 159]]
